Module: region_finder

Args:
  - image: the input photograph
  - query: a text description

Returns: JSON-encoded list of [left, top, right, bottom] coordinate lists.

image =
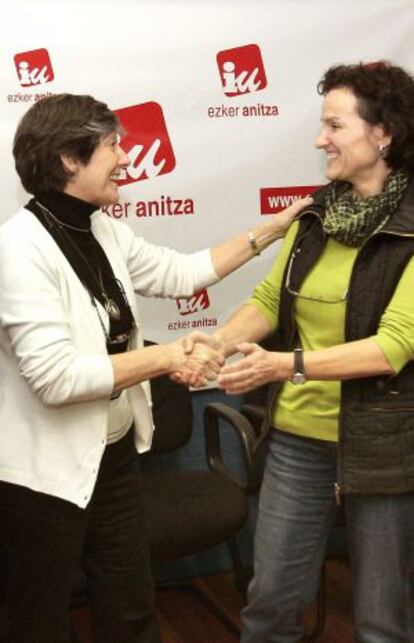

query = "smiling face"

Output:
[[315, 87, 392, 197], [61, 131, 130, 206]]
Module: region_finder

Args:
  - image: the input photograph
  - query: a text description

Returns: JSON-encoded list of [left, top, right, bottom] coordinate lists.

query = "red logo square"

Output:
[[176, 290, 210, 316], [216, 44, 267, 97], [260, 186, 321, 215], [115, 102, 176, 185], [14, 48, 54, 87]]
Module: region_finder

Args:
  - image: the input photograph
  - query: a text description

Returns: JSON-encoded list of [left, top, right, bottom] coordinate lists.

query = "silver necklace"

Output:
[[96, 266, 121, 321], [36, 200, 91, 233], [35, 199, 122, 321]]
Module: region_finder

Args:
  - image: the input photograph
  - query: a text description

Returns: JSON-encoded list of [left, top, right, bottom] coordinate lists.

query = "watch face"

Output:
[[291, 372, 306, 385]]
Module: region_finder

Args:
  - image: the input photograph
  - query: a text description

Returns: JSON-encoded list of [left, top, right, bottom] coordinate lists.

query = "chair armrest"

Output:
[[203, 402, 264, 494], [240, 404, 266, 435]]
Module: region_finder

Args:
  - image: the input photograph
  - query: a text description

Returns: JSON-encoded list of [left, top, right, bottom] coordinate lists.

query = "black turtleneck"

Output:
[[26, 191, 134, 354]]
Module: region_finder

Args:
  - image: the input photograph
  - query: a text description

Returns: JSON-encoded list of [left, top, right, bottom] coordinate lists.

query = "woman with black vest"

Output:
[[184, 62, 414, 642], [0, 93, 309, 643]]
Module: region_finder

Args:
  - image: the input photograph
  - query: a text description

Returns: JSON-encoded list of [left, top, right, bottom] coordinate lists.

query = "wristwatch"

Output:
[[290, 348, 306, 385]]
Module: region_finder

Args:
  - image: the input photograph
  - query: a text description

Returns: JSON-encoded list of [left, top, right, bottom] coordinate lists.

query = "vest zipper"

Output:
[[378, 230, 414, 238], [371, 406, 414, 412], [334, 481, 342, 506], [360, 228, 414, 248]]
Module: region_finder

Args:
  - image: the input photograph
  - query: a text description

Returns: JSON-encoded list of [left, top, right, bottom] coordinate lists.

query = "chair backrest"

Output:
[[142, 339, 193, 454], [149, 373, 193, 454]]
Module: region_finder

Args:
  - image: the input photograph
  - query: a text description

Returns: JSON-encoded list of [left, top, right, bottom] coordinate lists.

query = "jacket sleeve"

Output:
[[109, 218, 220, 297], [0, 231, 114, 407]]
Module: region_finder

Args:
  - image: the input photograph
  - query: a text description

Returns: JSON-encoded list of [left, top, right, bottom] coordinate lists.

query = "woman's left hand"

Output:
[[217, 343, 285, 394]]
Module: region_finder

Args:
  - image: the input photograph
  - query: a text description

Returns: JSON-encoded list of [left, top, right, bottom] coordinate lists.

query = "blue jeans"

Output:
[[241, 429, 414, 643]]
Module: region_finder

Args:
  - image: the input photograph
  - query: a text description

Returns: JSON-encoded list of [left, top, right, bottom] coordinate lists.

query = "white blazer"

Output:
[[0, 208, 219, 507]]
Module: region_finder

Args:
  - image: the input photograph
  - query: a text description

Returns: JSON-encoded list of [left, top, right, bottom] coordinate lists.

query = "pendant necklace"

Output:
[[36, 200, 122, 321], [96, 266, 121, 321]]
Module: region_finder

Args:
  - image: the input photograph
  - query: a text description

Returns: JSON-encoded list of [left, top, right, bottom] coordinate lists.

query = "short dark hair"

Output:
[[317, 61, 414, 171], [13, 93, 120, 194]]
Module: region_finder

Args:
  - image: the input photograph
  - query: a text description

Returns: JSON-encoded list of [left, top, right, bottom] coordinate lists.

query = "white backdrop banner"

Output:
[[1, 0, 413, 343]]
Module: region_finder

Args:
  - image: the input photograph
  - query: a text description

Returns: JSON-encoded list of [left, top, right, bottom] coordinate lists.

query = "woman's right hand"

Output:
[[166, 336, 224, 388], [266, 195, 313, 239]]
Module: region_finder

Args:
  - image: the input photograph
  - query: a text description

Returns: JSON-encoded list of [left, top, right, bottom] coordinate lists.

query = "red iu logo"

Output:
[[14, 48, 54, 87], [216, 44, 267, 97], [176, 290, 210, 316], [115, 102, 176, 185]]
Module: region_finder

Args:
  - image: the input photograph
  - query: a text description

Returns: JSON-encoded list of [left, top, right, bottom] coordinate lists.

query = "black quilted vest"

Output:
[[270, 175, 414, 494]]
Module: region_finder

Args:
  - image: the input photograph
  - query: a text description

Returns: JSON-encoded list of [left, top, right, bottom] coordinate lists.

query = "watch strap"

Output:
[[293, 347, 304, 374], [290, 347, 306, 384]]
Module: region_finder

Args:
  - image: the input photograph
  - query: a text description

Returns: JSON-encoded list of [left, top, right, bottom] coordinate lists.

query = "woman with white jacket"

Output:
[[0, 93, 309, 643]]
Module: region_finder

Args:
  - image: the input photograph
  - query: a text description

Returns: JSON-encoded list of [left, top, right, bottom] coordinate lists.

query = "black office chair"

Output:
[[203, 393, 347, 641], [142, 370, 249, 566], [139, 369, 250, 633]]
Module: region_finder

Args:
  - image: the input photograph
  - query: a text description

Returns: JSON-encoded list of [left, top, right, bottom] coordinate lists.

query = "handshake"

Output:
[[167, 330, 225, 389], [166, 331, 281, 394]]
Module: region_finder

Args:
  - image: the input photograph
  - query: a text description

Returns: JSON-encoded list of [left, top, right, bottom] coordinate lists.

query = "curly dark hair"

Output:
[[13, 93, 120, 194], [318, 61, 414, 171]]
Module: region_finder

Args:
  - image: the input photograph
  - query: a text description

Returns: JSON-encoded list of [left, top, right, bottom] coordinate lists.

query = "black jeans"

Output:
[[0, 429, 160, 643]]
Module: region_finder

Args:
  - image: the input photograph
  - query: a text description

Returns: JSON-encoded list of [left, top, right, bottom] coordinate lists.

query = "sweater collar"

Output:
[[33, 190, 97, 232]]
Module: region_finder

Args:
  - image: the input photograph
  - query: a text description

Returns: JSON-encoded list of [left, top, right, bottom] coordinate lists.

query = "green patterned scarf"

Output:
[[323, 169, 409, 247]]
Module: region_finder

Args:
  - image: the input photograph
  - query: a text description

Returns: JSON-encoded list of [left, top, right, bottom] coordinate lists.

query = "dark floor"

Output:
[[71, 557, 354, 642]]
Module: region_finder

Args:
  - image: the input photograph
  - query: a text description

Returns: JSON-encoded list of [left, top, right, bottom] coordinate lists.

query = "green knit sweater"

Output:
[[249, 221, 414, 442]]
